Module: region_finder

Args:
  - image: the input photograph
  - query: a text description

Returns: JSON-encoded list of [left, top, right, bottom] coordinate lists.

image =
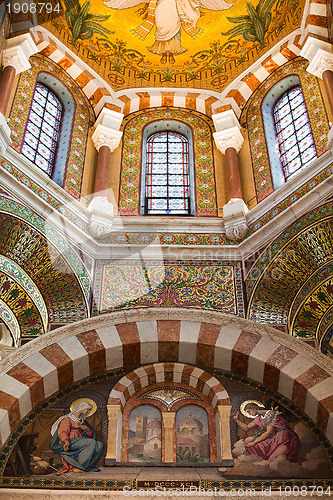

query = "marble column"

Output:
[[0, 34, 37, 155], [162, 412, 176, 462], [105, 404, 121, 462], [213, 109, 248, 241], [89, 108, 123, 237], [300, 37, 333, 152]]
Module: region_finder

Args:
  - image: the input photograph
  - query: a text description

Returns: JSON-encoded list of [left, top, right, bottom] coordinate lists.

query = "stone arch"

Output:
[[0, 308, 332, 456], [106, 362, 232, 462]]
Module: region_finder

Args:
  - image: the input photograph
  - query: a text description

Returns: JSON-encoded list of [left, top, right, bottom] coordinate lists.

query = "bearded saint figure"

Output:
[[104, 0, 234, 63]]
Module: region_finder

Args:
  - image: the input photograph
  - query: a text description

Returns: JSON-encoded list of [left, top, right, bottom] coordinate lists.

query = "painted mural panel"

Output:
[[176, 405, 209, 463], [128, 406, 162, 462], [1, 375, 332, 489]]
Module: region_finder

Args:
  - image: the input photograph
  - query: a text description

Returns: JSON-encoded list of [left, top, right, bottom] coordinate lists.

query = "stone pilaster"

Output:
[[162, 412, 176, 462], [105, 404, 121, 462]]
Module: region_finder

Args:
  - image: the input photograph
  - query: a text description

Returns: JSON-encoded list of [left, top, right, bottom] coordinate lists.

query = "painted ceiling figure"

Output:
[[104, 0, 234, 63]]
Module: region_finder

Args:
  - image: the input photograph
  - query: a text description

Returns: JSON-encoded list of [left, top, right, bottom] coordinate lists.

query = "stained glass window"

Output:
[[274, 86, 316, 179], [144, 132, 191, 215], [22, 83, 63, 176]]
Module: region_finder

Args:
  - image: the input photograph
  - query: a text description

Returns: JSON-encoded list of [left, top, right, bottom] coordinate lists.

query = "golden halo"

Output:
[[70, 398, 97, 417], [240, 400, 265, 419]]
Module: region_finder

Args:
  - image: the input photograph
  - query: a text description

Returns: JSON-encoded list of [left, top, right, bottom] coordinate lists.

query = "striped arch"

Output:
[[29, 1, 330, 120], [108, 362, 230, 411], [0, 308, 332, 454]]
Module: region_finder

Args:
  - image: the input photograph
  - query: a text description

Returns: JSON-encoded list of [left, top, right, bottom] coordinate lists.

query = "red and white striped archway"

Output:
[[0, 308, 332, 450]]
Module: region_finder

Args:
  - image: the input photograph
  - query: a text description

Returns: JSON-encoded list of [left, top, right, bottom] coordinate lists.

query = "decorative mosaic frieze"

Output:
[[93, 260, 244, 316], [0, 195, 91, 302], [246, 208, 333, 324], [248, 164, 333, 233], [0, 269, 44, 336], [119, 108, 217, 217], [292, 277, 333, 340], [0, 299, 20, 345], [0, 255, 48, 328], [8, 54, 93, 199], [244, 58, 330, 202]]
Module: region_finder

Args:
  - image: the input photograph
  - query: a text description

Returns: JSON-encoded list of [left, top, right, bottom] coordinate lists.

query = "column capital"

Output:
[[300, 37, 333, 78], [212, 109, 244, 154], [162, 412, 175, 429], [92, 108, 124, 151], [2, 33, 38, 75]]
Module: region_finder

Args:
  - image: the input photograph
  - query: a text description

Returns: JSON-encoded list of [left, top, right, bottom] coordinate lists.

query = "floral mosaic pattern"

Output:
[[0, 270, 44, 337], [292, 277, 333, 340], [102, 231, 230, 246], [94, 260, 244, 316], [119, 108, 217, 216], [0, 194, 91, 300], [246, 208, 333, 324], [244, 58, 329, 202], [248, 164, 333, 233], [8, 54, 93, 199], [0, 299, 20, 345], [0, 255, 48, 328], [246, 204, 333, 298], [321, 325, 333, 355]]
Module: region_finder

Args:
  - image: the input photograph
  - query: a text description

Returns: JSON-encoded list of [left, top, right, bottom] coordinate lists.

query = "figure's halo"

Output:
[[70, 398, 97, 417], [240, 400, 265, 419]]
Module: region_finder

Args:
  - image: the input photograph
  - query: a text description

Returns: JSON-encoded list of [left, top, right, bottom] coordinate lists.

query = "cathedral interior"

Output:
[[0, 0, 332, 496]]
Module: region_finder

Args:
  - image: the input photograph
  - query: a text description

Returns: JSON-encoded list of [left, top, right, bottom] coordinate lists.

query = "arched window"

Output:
[[273, 86, 316, 180], [143, 129, 193, 216], [22, 83, 63, 176]]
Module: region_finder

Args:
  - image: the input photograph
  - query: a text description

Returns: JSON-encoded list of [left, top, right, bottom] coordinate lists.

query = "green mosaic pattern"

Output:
[[0, 269, 44, 337], [8, 54, 93, 199], [0, 255, 48, 328], [0, 195, 91, 301], [292, 277, 333, 339], [243, 58, 330, 202], [246, 208, 333, 324], [0, 299, 20, 345], [119, 108, 217, 216]]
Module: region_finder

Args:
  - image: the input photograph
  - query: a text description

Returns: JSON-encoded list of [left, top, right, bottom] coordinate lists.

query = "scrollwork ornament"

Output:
[[88, 221, 113, 238], [225, 222, 248, 241]]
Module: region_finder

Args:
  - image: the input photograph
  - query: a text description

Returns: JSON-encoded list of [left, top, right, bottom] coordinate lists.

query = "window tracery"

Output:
[[143, 131, 192, 215], [21, 83, 62, 176], [273, 86, 316, 179]]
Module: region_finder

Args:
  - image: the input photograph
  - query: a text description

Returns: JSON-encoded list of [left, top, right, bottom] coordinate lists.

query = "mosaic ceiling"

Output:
[[0, 213, 88, 341], [37, 0, 305, 91], [246, 206, 333, 343]]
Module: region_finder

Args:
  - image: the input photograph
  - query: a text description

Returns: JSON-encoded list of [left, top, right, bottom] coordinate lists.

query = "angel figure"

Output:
[[104, 0, 235, 63], [233, 401, 303, 463]]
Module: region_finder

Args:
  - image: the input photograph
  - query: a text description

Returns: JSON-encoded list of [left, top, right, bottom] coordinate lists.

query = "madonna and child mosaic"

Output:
[[1, 376, 332, 489]]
